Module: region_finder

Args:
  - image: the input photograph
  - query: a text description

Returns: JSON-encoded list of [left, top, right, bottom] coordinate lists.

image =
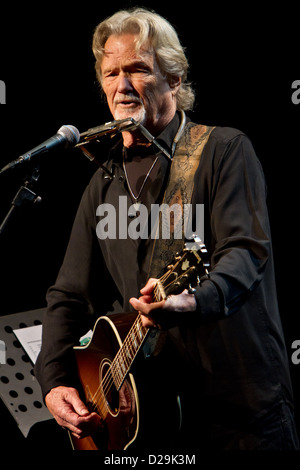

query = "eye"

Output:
[[135, 67, 148, 73], [103, 70, 118, 79], [129, 69, 150, 80], [128, 62, 152, 76]]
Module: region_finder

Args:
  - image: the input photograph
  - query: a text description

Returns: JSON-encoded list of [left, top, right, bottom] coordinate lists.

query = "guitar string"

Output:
[[88, 291, 160, 413], [89, 315, 149, 413], [88, 275, 173, 414], [89, 280, 172, 414], [88, 279, 171, 413], [90, 271, 182, 415], [87, 252, 202, 416], [90, 328, 146, 416], [85, 264, 198, 416], [89, 338, 134, 416], [90, 324, 139, 412]]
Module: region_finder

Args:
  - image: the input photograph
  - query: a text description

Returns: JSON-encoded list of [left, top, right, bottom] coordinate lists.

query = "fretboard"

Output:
[[110, 315, 149, 390]]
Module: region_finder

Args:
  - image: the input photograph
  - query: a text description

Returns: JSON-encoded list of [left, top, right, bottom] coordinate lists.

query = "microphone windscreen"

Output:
[[57, 125, 80, 146]]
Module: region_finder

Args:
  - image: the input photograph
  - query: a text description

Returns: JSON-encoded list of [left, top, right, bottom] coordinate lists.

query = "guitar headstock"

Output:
[[154, 235, 210, 301]]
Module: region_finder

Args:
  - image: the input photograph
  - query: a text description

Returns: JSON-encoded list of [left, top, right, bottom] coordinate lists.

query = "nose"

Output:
[[117, 72, 134, 94]]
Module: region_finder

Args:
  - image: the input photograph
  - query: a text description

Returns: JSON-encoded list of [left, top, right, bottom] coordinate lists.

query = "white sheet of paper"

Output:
[[13, 324, 42, 364]]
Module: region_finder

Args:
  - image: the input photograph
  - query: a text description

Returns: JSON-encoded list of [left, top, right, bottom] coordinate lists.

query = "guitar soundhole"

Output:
[[100, 359, 119, 416]]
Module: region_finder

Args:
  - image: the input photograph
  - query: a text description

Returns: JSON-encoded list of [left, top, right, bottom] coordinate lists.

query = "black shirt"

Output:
[[35, 116, 294, 435]]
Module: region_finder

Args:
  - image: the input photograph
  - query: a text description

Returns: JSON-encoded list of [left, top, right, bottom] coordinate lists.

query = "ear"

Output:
[[169, 76, 181, 94]]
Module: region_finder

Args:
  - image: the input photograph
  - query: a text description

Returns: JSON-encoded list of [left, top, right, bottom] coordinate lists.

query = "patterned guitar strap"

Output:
[[148, 121, 215, 279], [143, 121, 215, 358]]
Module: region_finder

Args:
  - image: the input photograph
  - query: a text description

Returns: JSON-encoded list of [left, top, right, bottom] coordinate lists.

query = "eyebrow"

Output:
[[102, 59, 152, 75]]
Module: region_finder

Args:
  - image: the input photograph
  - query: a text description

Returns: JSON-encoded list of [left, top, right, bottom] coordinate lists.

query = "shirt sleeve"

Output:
[[193, 130, 271, 322], [34, 175, 110, 398]]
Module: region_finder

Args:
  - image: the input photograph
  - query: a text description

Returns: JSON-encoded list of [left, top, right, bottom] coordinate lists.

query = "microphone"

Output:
[[0, 124, 80, 174]]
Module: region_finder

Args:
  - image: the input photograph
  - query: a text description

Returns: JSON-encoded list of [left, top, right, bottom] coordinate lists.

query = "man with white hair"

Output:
[[35, 8, 299, 450]]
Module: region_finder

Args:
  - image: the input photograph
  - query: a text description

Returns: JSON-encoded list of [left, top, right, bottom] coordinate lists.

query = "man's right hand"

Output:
[[45, 386, 102, 439]]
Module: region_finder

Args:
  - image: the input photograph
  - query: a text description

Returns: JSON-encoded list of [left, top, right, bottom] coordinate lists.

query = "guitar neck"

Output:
[[110, 281, 166, 391]]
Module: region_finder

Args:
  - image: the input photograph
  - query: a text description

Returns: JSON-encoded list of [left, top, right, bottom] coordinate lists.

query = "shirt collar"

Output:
[[153, 111, 181, 156]]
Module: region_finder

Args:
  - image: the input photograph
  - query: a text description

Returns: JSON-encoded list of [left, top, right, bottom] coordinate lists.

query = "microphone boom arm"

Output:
[[76, 118, 173, 161], [75, 118, 138, 145]]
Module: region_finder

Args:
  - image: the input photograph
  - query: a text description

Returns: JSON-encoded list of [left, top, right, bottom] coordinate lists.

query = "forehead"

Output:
[[102, 33, 154, 64]]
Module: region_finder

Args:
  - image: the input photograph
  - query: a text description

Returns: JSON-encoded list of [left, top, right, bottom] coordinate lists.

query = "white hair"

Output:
[[92, 8, 195, 111]]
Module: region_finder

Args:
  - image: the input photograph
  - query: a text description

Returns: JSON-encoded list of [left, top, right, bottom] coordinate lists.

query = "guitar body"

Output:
[[69, 312, 182, 451]]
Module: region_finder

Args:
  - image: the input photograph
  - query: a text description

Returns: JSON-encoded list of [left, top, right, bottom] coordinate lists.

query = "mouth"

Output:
[[115, 100, 141, 108], [114, 94, 142, 109]]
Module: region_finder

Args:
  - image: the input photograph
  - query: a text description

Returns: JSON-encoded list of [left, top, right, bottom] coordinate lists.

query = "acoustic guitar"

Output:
[[69, 235, 210, 450]]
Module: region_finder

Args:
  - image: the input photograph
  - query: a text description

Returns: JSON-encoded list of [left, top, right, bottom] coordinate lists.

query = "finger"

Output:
[[61, 419, 85, 437], [139, 294, 153, 304], [140, 314, 158, 328], [46, 387, 88, 418], [140, 278, 158, 295], [55, 403, 87, 428], [52, 395, 90, 428], [68, 391, 90, 417], [58, 409, 102, 438], [142, 299, 165, 313], [129, 297, 150, 313], [131, 297, 166, 316], [129, 297, 142, 311]]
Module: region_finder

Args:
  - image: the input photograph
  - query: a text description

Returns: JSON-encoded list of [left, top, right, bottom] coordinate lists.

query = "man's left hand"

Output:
[[129, 278, 197, 329]]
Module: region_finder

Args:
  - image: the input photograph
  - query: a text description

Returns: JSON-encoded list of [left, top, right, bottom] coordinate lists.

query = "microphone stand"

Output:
[[0, 120, 133, 236], [0, 166, 42, 236], [0, 111, 187, 235]]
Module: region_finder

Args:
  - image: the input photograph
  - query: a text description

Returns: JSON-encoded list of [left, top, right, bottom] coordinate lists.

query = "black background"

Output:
[[0, 0, 299, 453]]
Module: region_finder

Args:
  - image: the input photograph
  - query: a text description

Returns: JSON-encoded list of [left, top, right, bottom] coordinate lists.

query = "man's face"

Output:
[[100, 33, 178, 136]]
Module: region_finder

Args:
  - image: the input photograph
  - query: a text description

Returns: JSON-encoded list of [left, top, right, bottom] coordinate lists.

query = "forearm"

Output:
[[34, 288, 93, 398]]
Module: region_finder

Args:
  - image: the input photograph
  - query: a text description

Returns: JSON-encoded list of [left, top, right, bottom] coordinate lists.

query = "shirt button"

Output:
[[119, 175, 125, 182]]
